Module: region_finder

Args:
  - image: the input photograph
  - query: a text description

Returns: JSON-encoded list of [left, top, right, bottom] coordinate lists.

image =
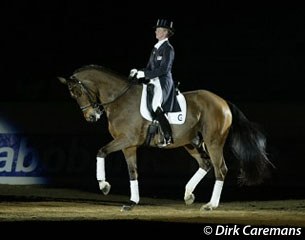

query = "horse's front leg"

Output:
[[96, 157, 111, 195], [96, 137, 131, 196], [120, 146, 139, 211]]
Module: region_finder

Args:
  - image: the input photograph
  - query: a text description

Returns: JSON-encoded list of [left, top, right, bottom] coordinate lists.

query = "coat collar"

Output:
[[154, 38, 168, 49]]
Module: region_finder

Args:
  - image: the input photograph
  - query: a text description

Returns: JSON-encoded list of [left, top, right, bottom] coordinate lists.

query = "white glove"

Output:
[[136, 70, 145, 79], [129, 69, 138, 78]]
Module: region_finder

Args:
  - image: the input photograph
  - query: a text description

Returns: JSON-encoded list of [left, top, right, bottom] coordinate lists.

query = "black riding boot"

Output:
[[155, 107, 173, 145]]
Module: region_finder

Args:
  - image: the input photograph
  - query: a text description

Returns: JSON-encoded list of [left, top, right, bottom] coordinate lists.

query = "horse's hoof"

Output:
[[120, 201, 137, 212], [184, 193, 195, 205], [200, 202, 217, 211], [98, 181, 111, 195]]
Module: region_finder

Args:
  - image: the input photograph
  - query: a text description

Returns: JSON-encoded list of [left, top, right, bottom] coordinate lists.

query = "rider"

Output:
[[130, 19, 180, 146]]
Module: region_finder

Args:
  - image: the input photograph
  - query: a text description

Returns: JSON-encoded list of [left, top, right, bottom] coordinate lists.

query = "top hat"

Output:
[[154, 19, 174, 33]]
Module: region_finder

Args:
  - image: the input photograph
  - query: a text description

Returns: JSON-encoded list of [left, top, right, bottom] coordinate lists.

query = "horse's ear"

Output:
[[58, 77, 67, 85]]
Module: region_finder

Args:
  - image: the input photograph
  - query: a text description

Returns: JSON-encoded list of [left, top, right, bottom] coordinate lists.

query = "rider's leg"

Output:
[[146, 83, 156, 119], [155, 107, 173, 145]]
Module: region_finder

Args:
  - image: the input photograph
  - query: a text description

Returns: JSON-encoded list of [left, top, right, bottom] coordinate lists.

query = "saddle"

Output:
[[140, 84, 187, 124], [140, 83, 187, 147]]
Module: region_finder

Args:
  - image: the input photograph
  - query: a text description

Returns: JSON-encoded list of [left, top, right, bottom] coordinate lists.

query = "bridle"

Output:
[[69, 75, 133, 115]]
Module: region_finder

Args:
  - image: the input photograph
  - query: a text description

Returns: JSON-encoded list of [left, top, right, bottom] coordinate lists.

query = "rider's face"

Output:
[[155, 27, 168, 41]]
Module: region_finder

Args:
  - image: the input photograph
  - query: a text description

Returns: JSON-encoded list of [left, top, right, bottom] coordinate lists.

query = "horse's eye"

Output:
[[71, 88, 82, 98]]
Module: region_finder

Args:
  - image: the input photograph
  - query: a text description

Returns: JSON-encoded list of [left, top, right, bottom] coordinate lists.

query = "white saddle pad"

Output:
[[140, 84, 187, 124]]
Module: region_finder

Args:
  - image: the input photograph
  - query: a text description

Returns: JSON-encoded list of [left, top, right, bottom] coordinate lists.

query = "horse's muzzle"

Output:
[[87, 114, 97, 122], [86, 108, 101, 122]]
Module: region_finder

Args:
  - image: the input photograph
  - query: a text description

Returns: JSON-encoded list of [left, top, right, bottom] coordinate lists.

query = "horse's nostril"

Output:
[[89, 115, 96, 122]]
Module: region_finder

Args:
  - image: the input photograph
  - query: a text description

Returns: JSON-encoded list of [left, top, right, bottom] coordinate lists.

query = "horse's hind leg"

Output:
[[201, 143, 228, 211], [183, 145, 211, 205]]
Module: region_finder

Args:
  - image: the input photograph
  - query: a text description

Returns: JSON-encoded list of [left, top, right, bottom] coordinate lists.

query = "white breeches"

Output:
[[150, 78, 163, 112]]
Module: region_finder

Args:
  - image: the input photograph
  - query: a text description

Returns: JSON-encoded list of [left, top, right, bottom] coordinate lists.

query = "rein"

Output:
[[100, 83, 133, 107]]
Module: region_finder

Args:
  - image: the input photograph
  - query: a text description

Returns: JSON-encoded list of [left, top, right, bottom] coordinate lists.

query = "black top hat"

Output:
[[154, 19, 174, 33]]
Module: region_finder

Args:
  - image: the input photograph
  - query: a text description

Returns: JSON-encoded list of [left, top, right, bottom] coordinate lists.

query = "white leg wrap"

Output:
[[96, 157, 105, 181], [185, 168, 207, 196], [130, 180, 139, 204], [210, 180, 224, 207]]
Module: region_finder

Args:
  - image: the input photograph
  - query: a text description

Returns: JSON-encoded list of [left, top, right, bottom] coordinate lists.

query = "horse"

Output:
[[58, 64, 272, 211]]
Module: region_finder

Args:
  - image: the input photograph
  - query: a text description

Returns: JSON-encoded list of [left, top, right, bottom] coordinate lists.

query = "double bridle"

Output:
[[69, 75, 133, 115]]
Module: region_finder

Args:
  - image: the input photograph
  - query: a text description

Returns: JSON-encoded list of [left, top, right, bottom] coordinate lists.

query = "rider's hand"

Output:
[[136, 71, 145, 79], [129, 69, 138, 78]]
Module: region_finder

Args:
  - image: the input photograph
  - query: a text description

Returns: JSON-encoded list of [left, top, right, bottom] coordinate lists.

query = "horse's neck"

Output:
[[96, 74, 130, 104]]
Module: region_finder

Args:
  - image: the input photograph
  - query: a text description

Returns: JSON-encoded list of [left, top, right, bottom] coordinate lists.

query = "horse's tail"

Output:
[[227, 101, 273, 185]]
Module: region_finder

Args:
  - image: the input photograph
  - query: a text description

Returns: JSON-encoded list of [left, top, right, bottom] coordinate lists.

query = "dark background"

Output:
[[1, 1, 305, 201], [2, 2, 304, 102]]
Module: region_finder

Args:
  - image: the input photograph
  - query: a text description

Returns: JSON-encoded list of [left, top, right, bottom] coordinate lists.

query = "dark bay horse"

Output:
[[59, 64, 272, 211]]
